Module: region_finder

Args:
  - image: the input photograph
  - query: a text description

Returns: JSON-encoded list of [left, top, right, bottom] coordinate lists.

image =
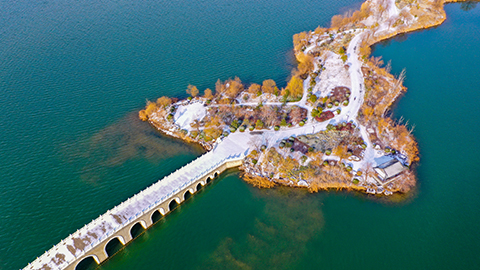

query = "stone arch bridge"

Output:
[[24, 147, 246, 270]]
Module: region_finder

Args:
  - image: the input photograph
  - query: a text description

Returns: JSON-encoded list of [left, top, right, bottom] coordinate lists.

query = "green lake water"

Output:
[[0, 0, 479, 269]]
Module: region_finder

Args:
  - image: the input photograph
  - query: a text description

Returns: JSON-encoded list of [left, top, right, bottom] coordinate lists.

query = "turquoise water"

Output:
[[1, 0, 479, 269]]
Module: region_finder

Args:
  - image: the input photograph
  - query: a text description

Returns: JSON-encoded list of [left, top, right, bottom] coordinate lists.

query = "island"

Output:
[[139, 0, 464, 195]]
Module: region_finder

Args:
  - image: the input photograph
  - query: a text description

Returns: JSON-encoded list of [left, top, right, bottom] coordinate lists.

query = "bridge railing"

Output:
[[25, 152, 245, 270]]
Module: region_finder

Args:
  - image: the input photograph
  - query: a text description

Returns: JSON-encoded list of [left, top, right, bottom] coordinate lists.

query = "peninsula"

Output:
[[141, 0, 466, 195]]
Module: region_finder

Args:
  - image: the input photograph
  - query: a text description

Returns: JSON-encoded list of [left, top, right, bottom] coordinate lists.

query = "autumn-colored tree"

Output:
[[359, 41, 371, 59], [156, 96, 172, 108], [186, 84, 199, 97], [333, 144, 348, 161], [226, 77, 243, 98], [215, 79, 225, 94], [262, 79, 278, 95], [295, 52, 314, 76], [293, 31, 308, 52], [331, 14, 344, 29], [314, 26, 327, 35], [139, 101, 158, 121], [138, 110, 148, 121], [362, 106, 374, 121], [248, 83, 261, 95], [286, 76, 304, 99], [204, 88, 213, 99]]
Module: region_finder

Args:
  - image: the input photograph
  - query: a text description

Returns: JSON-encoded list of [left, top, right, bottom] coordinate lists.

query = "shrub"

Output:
[[343, 101, 349, 106], [335, 108, 341, 115], [280, 118, 288, 127], [230, 126, 236, 132], [249, 126, 254, 131], [346, 166, 352, 171], [274, 125, 280, 131], [279, 142, 285, 148], [361, 143, 367, 149], [325, 149, 332, 155], [352, 178, 359, 184], [299, 121, 305, 126], [290, 148, 295, 152], [239, 126, 246, 132], [315, 111, 335, 122], [301, 155, 308, 163], [327, 103, 333, 108], [190, 131, 198, 138], [223, 131, 229, 137], [308, 94, 318, 103], [323, 160, 329, 166], [334, 100, 340, 106], [255, 119, 264, 129], [252, 159, 258, 165]]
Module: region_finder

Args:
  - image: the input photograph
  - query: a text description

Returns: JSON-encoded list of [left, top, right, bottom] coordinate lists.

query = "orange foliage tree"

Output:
[[186, 84, 199, 97], [262, 79, 278, 95]]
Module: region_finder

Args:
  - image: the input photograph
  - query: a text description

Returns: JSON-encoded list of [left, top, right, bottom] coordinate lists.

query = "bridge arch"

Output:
[[183, 188, 194, 200], [214, 171, 219, 178], [130, 220, 147, 239], [75, 255, 100, 270], [151, 209, 163, 224], [206, 176, 212, 184], [104, 236, 125, 257], [168, 197, 180, 211]]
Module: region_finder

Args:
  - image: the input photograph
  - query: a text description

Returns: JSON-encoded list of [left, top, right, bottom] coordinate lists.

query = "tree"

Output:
[[260, 106, 276, 126], [215, 79, 225, 94], [204, 88, 213, 99], [186, 84, 199, 97], [290, 106, 303, 124], [293, 31, 308, 51], [255, 119, 264, 129], [262, 79, 278, 95], [248, 83, 261, 96], [295, 52, 314, 76], [331, 15, 344, 29], [226, 77, 243, 98], [156, 96, 172, 108], [286, 76, 303, 99]]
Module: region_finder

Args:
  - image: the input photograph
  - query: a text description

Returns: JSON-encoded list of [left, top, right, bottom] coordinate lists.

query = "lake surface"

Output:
[[0, 0, 479, 269]]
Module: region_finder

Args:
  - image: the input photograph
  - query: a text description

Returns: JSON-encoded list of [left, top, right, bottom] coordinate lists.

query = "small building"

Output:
[[374, 158, 408, 181]]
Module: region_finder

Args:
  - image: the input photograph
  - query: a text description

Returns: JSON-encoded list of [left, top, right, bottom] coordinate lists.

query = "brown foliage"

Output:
[[156, 96, 172, 108], [138, 110, 148, 121], [285, 76, 304, 98], [262, 79, 278, 95], [226, 77, 244, 98], [242, 174, 275, 188], [293, 31, 308, 52], [186, 84, 199, 97], [248, 83, 261, 95], [295, 52, 314, 76], [331, 15, 344, 29], [204, 88, 213, 99], [215, 79, 226, 94]]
